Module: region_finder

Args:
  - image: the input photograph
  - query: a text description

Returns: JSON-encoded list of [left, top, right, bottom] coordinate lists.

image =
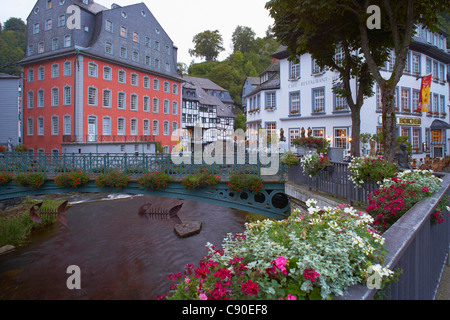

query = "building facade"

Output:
[[0, 73, 23, 150], [246, 26, 450, 159], [181, 76, 235, 148], [20, 0, 182, 155]]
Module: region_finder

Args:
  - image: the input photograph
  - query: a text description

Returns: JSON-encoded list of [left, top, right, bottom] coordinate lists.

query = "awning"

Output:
[[430, 120, 450, 130]]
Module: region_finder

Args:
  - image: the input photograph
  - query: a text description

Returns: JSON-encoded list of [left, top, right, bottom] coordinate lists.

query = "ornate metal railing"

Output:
[[0, 152, 287, 181]]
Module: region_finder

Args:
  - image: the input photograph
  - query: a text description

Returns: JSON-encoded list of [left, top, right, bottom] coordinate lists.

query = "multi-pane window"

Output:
[[172, 101, 178, 115], [432, 61, 438, 80], [153, 98, 159, 113], [88, 87, 97, 106], [132, 51, 139, 62], [143, 96, 150, 112], [117, 118, 125, 136], [33, 23, 40, 34], [38, 90, 44, 108], [130, 119, 138, 135], [173, 84, 178, 95], [143, 120, 150, 135], [265, 92, 276, 110], [120, 46, 127, 58], [38, 42, 44, 53], [163, 121, 169, 136], [130, 94, 138, 111], [334, 87, 348, 112], [401, 88, 410, 112], [412, 128, 421, 152], [51, 116, 58, 135], [172, 122, 178, 135], [105, 20, 113, 32], [63, 115, 71, 135], [334, 128, 348, 149], [105, 42, 113, 54], [37, 117, 44, 136], [163, 99, 169, 114], [145, 37, 151, 47], [64, 35, 71, 47], [439, 64, 445, 82], [118, 70, 126, 83], [439, 95, 445, 114], [28, 45, 34, 56], [103, 66, 112, 80], [52, 38, 59, 51], [28, 91, 34, 108], [27, 118, 33, 136], [426, 58, 432, 75], [289, 92, 300, 114], [64, 61, 71, 76], [143, 76, 150, 88], [88, 62, 98, 77], [312, 59, 322, 74], [164, 81, 169, 92], [133, 32, 139, 42], [153, 120, 159, 135], [412, 54, 420, 75], [38, 66, 45, 80], [103, 89, 111, 108], [131, 73, 138, 86], [28, 69, 34, 82], [312, 88, 325, 113], [334, 45, 345, 67], [51, 87, 59, 107], [412, 90, 420, 112], [45, 19, 52, 31], [289, 59, 300, 79], [387, 50, 396, 71], [153, 79, 159, 90], [118, 92, 126, 109], [52, 63, 59, 78], [58, 15, 65, 27], [120, 26, 127, 38], [289, 129, 301, 150], [145, 55, 151, 66], [312, 129, 325, 138], [102, 117, 111, 136]]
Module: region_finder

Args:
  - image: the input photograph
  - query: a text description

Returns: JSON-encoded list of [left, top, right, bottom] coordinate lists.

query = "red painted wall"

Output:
[[23, 55, 181, 153]]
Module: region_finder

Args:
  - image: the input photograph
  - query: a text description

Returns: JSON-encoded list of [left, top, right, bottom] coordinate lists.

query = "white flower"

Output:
[[306, 199, 317, 208]]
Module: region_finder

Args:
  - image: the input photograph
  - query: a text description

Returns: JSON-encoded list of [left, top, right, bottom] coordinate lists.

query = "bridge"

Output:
[[0, 152, 290, 220]]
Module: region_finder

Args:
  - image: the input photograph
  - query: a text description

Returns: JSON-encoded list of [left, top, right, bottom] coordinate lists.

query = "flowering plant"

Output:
[[300, 152, 331, 177], [367, 170, 443, 231], [159, 200, 394, 300], [138, 172, 171, 190], [94, 170, 130, 189], [182, 172, 221, 190], [0, 145, 6, 153], [13, 172, 46, 189], [227, 174, 263, 194], [0, 172, 13, 185], [54, 172, 90, 188], [348, 156, 398, 187], [280, 151, 299, 168], [13, 144, 28, 152], [294, 137, 329, 154]]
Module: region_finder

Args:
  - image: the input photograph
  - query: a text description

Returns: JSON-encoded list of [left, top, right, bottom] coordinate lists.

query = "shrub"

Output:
[[349, 156, 398, 187], [0, 172, 13, 185], [159, 200, 394, 300], [300, 152, 331, 177], [13, 144, 28, 152], [13, 172, 46, 189], [280, 151, 300, 168], [0, 145, 6, 153], [227, 174, 264, 194], [182, 172, 221, 190], [94, 170, 129, 189], [138, 172, 172, 190], [54, 172, 90, 188], [294, 137, 330, 154]]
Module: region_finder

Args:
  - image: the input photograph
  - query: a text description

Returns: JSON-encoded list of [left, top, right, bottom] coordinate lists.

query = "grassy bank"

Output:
[[0, 198, 68, 247]]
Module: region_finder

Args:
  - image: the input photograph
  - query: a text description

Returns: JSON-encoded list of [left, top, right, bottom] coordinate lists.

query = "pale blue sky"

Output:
[[0, 0, 274, 65]]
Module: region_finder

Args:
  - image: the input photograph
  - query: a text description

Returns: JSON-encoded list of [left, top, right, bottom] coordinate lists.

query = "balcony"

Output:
[[62, 135, 156, 143]]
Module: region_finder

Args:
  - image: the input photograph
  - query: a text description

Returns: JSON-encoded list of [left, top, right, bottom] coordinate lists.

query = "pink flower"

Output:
[[199, 293, 208, 300], [422, 187, 429, 193], [273, 256, 287, 275], [185, 278, 190, 284], [303, 268, 320, 282], [286, 294, 297, 300]]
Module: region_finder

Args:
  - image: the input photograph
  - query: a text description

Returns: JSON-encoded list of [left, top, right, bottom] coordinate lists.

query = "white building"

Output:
[[246, 26, 450, 159]]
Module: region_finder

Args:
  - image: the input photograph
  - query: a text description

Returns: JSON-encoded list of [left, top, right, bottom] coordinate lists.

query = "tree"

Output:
[[234, 114, 247, 132], [266, 0, 389, 157], [189, 30, 225, 62], [232, 26, 257, 53]]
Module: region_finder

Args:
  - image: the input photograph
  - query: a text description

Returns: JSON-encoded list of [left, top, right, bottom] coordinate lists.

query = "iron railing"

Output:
[[0, 152, 287, 181], [62, 135, 156, 143], [339, 174, 450, 300], [288, 162, 379, 206]]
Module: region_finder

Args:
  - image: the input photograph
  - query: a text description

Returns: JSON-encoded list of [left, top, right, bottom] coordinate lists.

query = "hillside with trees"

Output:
[[186, 26, 279, 110], [0, 18, 26, 76]]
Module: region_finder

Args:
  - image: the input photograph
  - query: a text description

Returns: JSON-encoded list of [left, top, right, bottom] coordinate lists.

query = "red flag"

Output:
[[418, 74, 432, 113]]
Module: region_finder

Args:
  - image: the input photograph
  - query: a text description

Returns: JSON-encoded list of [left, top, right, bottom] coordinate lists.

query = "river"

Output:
[[0, 194, 249, 300]]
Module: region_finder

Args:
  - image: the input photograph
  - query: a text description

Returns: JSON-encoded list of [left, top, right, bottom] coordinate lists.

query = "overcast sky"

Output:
[[0, 0, 275, 65]]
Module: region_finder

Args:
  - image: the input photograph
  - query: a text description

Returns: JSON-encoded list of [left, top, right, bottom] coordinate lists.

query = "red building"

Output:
[[20, 0, 182, 155]]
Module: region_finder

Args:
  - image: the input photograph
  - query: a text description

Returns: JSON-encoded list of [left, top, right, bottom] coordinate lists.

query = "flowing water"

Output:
[[0, 194, 249, 300]]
